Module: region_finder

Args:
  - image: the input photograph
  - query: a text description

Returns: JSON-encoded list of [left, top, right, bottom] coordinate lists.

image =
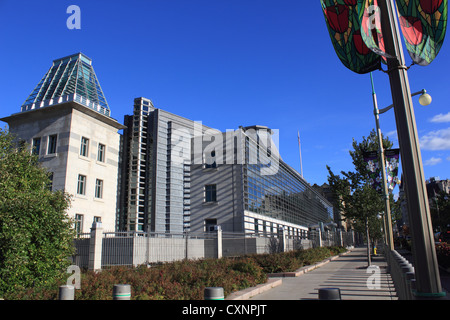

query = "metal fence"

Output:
[[384, 248, 419, 300], [71, 228, 355, 270]]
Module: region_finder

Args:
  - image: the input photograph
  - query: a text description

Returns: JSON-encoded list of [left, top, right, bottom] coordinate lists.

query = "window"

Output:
[[205, 218, 217, 232], [75, 214, 83, 235], [93, 216, 102, 223], [204, 184, 217, 202], [47, 135, 57, 154], [80, 137, 89, 157], [77, 174, 86, 195], [97, 143, 106, 162], [95, 179, 103, 199], [32, 137, 41, 155]]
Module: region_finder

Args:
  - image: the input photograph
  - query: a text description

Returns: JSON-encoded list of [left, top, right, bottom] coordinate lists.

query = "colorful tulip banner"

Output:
[[320, 0, 382, 74], [321, 0, 448, 72], [358, 0, 394, 63], [396, 0, 448, 66]]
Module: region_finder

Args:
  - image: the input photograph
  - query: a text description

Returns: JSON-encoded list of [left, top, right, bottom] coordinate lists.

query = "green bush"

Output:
[[4, 246, 346, 300], [436, 243, 450, 269], [0, 129, 75, 296]]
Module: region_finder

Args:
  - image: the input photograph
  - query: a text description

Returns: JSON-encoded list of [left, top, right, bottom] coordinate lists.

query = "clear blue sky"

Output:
[[0, 0, 449, 191]]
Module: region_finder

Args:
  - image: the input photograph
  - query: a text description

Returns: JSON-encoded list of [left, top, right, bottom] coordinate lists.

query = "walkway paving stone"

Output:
[[247, 247, 397, 300]]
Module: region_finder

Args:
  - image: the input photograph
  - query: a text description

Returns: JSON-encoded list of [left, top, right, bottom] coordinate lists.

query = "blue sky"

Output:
[[0, 0, 449, 191]]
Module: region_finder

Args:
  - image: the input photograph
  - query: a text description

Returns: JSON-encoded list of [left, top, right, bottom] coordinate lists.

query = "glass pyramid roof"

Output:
[[21, 53, 111, 117]]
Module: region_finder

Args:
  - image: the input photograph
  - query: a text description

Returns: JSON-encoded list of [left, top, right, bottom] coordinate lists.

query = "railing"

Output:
[[71, 225, 355, 271], [385, 248, 415, 300]]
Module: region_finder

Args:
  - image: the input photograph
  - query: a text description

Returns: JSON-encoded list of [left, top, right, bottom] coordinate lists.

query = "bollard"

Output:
[[59, 285, 75, 300], [318, 288, 341, 300], [113, 284, 131, 300], [204, 287, 224, 300]]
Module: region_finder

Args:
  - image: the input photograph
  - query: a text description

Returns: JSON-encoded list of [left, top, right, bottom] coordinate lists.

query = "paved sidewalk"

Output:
[[248, 247, 397, 300]]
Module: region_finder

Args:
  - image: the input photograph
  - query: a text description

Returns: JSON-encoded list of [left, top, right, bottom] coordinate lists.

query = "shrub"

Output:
[[3, 246, 345, 300], [436, 243, 450, 269], [0, 129, 75, 296]]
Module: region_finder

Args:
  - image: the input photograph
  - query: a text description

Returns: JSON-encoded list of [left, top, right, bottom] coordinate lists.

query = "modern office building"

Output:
[[117, 98, 211, 233], [1, 53, 125, 233], [117, 106, 334, 235], [189, 125, 334, 236]]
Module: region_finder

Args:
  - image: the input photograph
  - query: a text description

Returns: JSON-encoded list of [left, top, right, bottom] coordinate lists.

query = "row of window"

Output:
[[31, 135, 106, 163], [32, 135, 57, 155], [77, 174, 104, 199], [80, 136, 106, 162]]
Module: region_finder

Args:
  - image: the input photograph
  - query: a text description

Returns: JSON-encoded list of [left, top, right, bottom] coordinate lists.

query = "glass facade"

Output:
[[21, 53, 111, 117], [242, 133, 333, 228]]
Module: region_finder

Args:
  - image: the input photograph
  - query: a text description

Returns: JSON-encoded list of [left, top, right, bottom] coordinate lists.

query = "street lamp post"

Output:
[[371, 72, 432, 254], [370, 72, 394, 252], [378, 0, 444, 298]]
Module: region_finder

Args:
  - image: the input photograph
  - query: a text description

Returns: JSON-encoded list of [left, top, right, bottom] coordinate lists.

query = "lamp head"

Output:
[[418, 90, 432, 106]]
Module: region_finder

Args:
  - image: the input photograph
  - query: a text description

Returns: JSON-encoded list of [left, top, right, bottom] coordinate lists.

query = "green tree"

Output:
[[430, 190, 450, 232], [327, 130, 398, 261], [0, 128, 75, 296]]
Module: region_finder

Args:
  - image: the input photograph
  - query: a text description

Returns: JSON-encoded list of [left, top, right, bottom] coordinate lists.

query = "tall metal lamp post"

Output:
[[370, 71, 432, 254], [378, 0, 444, 298]]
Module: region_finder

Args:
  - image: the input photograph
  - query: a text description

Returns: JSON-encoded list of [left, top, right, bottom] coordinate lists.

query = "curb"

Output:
[[225, 278, 283, 300], [225, 249, 352, 300]]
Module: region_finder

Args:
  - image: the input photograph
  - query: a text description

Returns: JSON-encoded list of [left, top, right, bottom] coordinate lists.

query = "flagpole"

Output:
[[298, 131, 303, 178]]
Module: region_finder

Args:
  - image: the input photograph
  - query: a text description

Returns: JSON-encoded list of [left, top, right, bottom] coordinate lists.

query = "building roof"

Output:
[[20, 53, 111, 117]]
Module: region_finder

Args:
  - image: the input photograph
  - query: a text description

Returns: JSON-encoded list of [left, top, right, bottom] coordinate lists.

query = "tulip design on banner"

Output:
[[397, 0, 448, 66], [358, 0, 394, 63], [321, 0, 448, 72], [320, 0, 381, 74]]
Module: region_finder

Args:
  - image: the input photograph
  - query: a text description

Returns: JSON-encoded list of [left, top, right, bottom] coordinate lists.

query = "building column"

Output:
[[216, 226, 223, 259]]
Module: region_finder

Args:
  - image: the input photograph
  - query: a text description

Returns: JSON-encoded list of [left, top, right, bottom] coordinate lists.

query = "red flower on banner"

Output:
[[353, 30, 371, 55], [325, 4, 350, 33], [344, 0, 357, 5], [399, 16, 423, 45], [419, 0, 443, 14]]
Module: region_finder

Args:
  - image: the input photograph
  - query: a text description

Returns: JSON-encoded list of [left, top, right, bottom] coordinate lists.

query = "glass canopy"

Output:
[[21, 53, 110, 117]]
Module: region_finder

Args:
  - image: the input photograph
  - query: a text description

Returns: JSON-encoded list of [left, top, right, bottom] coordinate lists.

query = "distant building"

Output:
[[312, 183, 347, 230], [426, 177, 450, 199], [1, 53, 125, 233]]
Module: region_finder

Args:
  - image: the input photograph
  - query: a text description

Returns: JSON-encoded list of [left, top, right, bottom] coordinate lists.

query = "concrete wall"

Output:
[[190, 163, 245, 233], [3, 102, 123, 233], [65, 107, 122, 232]]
